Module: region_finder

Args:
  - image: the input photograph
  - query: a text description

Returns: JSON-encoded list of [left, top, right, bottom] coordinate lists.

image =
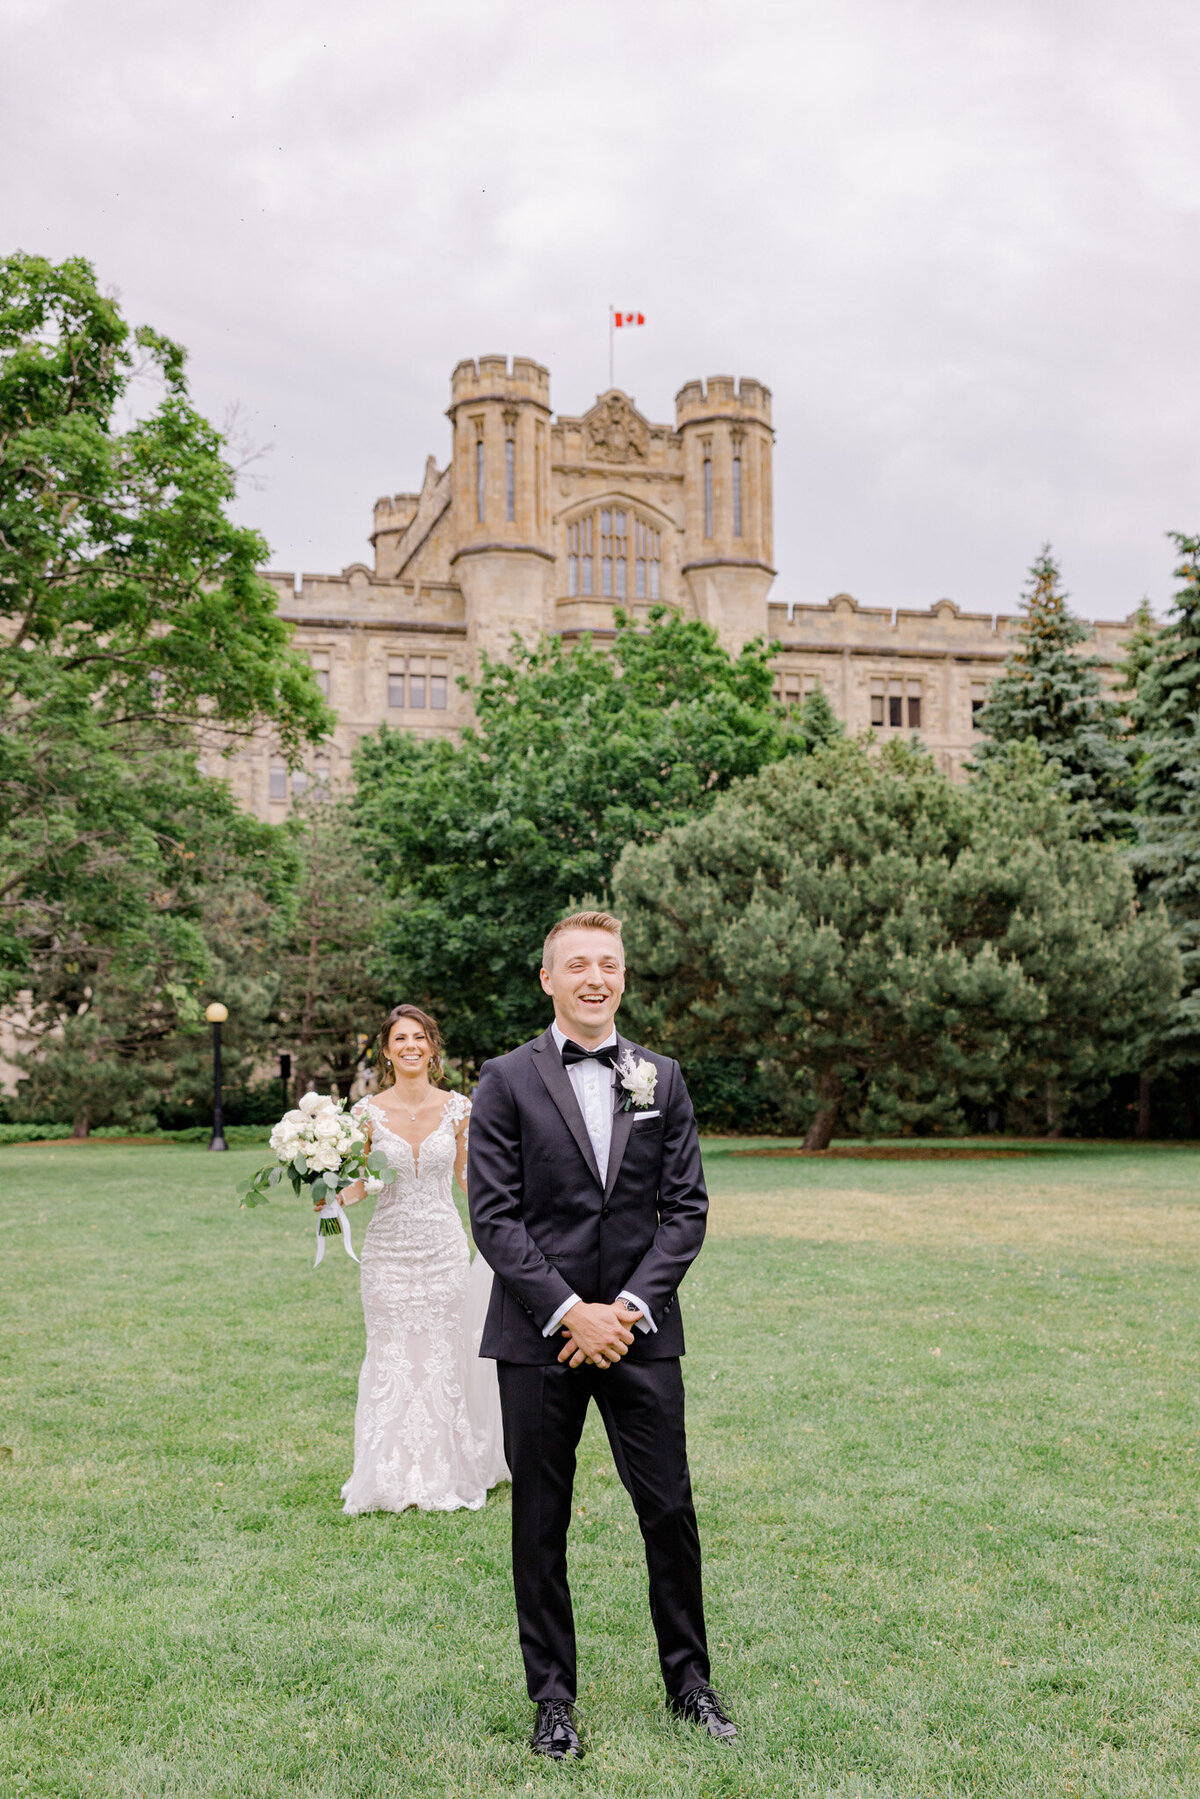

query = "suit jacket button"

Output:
[[601, 1205, 611, 1219]]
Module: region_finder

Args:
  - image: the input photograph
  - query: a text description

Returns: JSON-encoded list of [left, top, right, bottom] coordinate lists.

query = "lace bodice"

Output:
[[352, 1090, 470, 1189]]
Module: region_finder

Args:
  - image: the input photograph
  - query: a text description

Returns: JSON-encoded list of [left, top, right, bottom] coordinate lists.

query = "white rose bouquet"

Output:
[[238, 1092, 390, 1265]]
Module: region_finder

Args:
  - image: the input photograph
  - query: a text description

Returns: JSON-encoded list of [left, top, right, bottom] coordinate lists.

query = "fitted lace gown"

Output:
[[341, 1093, 509, 1514]]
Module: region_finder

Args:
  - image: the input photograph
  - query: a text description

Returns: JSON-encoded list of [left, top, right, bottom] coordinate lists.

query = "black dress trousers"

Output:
[[497, 1355, 710, 1704]]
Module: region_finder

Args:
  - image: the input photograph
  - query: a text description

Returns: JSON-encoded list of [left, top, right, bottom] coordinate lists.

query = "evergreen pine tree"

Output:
[[614, 737, 1175, 1146], [1132, 731, 1200, 1092], [972, 546, 1132, 835], [794, 684, 844, 750], [1132, 534, 1200, 815], [275, 798, 386, 1097], [1117, 597, 1160, 707], [1128, 534, 1200, 1111]]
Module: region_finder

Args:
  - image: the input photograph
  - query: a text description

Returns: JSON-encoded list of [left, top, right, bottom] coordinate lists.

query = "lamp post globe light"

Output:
[[205, 1002, 229, 1152]]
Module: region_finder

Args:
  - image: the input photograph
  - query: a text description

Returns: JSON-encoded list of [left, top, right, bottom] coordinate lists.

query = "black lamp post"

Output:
[[206, 1002, 228, 1151], [279, 1052, 291, 1114]]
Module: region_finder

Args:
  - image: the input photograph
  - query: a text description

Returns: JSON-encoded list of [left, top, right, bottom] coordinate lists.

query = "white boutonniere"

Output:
[[617, 1049, 657, 1112]]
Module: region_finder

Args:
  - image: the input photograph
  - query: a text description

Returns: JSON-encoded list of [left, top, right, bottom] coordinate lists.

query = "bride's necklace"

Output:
[[392, 1083, 435, 1124]]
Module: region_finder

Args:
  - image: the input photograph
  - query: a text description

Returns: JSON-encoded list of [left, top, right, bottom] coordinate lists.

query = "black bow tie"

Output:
[[561, 1039, 619, 1068]]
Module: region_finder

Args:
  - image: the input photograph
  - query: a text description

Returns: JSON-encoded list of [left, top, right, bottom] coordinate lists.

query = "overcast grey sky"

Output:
[[3, 0, 1197, 622]]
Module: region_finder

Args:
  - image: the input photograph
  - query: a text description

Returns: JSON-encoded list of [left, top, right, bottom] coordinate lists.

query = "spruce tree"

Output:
[[1114, 601, 1162, 1132], [1117, 597, 1160, 707], [1132, 535, 1200, 815], [972, 547, 1132, 836], [1129, 535, 1200, 1103], [1131, 732, 1200, 1092], [793, 684, 844, 750]]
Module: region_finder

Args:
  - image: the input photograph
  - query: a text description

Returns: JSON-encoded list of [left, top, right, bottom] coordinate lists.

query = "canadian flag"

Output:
[[613, 311, 645, 327]]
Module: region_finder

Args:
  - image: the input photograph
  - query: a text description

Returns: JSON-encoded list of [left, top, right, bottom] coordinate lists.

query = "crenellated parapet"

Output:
[[373, 492, 420, 530], [448, 354, 551, 413], [674, 375, 772, 430]]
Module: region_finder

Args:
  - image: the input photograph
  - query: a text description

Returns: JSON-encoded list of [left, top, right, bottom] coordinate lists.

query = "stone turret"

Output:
[[676, 376, 775, 650], [447, 355, 554, 670]]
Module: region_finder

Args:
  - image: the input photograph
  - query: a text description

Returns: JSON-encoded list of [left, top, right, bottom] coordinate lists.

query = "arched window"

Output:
[[504, 413, 516, 522], [703, 446, 714, 539], [566, 509, 659, 601], [601, 509, 627, 598], [732, 442, 743, 538], [567, 517, 593, 596], [473, 420, 485, 523], [635, 520, 661, 599]]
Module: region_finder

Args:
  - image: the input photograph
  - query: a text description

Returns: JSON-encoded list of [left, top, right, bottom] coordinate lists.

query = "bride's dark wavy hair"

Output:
[[374, 1003, 445, 1089]]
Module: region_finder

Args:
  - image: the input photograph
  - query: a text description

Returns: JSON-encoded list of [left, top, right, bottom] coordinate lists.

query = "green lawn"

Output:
[[3, 1139, 1200, 1798]]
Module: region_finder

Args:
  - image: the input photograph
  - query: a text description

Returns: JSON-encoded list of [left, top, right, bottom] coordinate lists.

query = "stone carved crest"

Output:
[[585, 393, 649, 463]]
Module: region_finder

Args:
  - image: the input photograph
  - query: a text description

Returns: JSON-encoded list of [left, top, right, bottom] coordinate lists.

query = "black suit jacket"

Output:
[[467, 1027, 708, 1363]]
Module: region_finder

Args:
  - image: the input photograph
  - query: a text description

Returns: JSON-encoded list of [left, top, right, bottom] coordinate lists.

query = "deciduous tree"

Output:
[[353, 608, 790, 1065], [12, 765, 288, 1134], [0, 253, 332, 1122]]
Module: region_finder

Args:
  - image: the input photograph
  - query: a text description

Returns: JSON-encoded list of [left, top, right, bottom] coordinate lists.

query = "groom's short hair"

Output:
[[542, 910, 624, 970]]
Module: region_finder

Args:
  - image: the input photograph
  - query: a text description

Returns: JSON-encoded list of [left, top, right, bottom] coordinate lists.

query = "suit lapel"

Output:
[[603, 1035, 638, 1202], [531, 1028, 604, 1189]]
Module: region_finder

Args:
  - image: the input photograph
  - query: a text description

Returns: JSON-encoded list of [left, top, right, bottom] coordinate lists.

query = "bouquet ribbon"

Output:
[[314, 1196, 360, 1267]]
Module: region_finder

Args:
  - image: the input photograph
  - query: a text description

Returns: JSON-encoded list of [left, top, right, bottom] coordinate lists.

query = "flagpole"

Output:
[[608, 304, 614, 390]]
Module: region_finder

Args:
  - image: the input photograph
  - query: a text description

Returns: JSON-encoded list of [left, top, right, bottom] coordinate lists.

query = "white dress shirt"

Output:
[[541, 1021, 655, 1340]]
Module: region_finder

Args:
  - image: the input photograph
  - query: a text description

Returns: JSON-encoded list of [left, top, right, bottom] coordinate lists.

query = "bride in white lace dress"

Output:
[[335, 1003, 508, 1513]]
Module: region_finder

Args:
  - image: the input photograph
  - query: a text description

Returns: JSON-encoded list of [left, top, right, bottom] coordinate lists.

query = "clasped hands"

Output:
[[558, 1298, 643, 1370]]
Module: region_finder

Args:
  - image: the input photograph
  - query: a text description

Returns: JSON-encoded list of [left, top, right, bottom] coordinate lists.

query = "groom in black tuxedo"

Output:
[[467, 909, 735, 1760]]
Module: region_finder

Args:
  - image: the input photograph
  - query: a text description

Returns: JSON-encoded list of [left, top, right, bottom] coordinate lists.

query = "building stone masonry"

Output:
[[218, 355, 1137, 820]]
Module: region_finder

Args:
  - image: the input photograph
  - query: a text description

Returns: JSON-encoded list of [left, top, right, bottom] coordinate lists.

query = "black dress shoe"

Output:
[[531, 1699, 583, 1759], [668, 1684, 738, 1740]]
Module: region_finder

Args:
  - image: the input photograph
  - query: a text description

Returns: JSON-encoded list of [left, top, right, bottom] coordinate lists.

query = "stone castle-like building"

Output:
[[223, 355, 1133, 816]]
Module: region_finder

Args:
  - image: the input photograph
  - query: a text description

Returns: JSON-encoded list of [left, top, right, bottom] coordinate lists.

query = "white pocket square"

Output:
[[632, 1109, 661, 1121]]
